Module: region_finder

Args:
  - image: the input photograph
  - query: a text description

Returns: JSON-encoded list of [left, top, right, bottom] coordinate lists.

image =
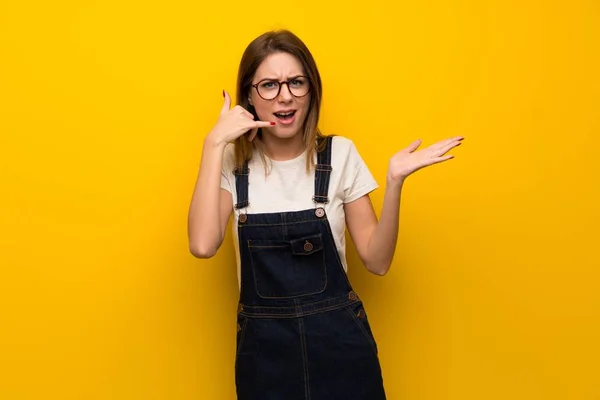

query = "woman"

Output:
[[188, 29, 463, 400]]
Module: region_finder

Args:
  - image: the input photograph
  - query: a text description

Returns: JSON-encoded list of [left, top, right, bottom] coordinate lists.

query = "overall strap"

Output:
[[233, 162, 249, 210], [233, 136, 333, 210], [313, 135, 333, 205]]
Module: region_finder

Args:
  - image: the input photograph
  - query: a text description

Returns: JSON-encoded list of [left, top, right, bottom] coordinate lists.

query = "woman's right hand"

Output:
[[206, 90, 275, 147]]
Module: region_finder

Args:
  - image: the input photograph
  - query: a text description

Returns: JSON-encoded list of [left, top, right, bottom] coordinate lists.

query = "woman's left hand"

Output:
[[387, 136, 464, 184]]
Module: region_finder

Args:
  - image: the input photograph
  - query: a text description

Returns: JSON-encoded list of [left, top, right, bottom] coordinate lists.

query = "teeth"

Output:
[[275, 111, 294, 117]]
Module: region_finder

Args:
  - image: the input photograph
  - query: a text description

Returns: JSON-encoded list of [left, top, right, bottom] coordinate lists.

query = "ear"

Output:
[[248, 96, 253, 106]]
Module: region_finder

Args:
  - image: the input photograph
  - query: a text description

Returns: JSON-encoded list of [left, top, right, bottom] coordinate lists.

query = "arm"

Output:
[[187, 90, 274, 259], [345, 136, 464, 275], [344, 180, 403, 276], [187, 139, 233, 258]]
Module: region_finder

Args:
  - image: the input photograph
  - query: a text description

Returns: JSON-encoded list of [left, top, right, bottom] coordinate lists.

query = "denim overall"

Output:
[[233, 136, 386, 400]]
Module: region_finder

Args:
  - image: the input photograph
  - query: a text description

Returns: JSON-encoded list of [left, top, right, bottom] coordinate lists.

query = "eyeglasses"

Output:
[[251, 76, 311, 100]]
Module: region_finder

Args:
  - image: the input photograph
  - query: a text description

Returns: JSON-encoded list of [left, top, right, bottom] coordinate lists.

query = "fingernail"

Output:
[[270, 122, 276, 125]]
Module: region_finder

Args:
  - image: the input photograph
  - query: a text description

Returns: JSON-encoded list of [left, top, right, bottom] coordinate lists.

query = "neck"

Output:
[[261, 132, 305, 161]]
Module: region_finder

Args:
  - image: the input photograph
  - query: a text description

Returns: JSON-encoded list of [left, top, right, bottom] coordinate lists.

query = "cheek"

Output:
[[252, 101, 272, 120], [298, 96, 310, 112], [297, 98, 310, 118]]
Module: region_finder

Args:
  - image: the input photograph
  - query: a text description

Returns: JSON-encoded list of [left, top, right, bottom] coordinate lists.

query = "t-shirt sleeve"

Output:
[[220, 144, 234, 194], [342, 140, 379, 203]]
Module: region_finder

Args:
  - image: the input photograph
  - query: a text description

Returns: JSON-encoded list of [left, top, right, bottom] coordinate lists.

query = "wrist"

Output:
[[204, 133, 228, 151], [385, 174, 405, 191]]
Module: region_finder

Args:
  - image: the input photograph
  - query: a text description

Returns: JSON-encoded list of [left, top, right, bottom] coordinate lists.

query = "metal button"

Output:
[[303, 241, 313, 252], [239, 213, 247, 223], [348, 291, 358, 301], [357, 309, 365, 318], [315, 207, 325, 218]]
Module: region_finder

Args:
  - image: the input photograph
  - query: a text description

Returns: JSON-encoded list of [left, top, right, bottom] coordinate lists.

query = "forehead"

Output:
[[254, 52, 305, 80]]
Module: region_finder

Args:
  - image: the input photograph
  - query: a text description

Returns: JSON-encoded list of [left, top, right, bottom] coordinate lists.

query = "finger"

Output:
[[429, 139, 462, 156], [404, 139, 422, 153], [436, 140, 462, 156], [434, 154, 454, 163], [444, 135, 464, 143], [220, 90, 231, 115], [254, 120, 276, 128], [432, 136, 464, 150], [248, 127, 258, 142], [236, 106, 255, 120], [424, 154, 454, 167]]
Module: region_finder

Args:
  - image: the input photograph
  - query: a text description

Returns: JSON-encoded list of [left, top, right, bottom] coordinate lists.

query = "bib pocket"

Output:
[[247, 233, 327, 299]]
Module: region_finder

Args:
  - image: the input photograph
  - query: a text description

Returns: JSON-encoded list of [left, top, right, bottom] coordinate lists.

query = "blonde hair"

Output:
[[233, 29, 327, 173]]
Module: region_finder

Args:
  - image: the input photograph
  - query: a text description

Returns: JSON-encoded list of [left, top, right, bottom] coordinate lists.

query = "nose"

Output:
[[277, 83, 293, 101]]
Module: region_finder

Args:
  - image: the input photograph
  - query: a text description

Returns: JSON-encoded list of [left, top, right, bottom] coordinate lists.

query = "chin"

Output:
[[265, 125, 302, 139], [262, 115, 305, 140]]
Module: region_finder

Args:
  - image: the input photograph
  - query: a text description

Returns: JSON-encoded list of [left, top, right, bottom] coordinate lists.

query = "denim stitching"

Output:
[[238, 219, 327, 227], [298, 315, 311, 400], [239, 292, 355, 310], [248, 240, 328, 299], [239, 299, 359, 318]]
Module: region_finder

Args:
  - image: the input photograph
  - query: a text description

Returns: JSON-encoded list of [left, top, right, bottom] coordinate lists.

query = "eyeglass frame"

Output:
[[251, 75, 311, 100]]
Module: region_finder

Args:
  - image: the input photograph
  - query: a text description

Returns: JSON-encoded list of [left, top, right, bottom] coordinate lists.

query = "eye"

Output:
[[260, 81, 278, 89], [289, 78, 306, 87]]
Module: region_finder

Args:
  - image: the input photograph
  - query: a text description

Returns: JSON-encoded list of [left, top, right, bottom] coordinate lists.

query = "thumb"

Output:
[[220, 90, 231, 115], [404, 139, 422, 153]]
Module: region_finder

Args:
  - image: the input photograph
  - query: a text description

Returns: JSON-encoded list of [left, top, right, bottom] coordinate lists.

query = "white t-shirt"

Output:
[[220, 135, 379, 287]]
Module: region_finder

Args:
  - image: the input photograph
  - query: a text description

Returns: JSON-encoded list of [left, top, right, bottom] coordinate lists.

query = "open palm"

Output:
[[387, 136, 464, 183]]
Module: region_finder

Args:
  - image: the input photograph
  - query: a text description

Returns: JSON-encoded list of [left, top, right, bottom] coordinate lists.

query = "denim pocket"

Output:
[[346, 303, 378, 355], [247, 233, 327, 299]]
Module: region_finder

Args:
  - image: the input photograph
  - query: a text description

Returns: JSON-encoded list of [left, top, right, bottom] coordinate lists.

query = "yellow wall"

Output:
[[1, 1, 599, 399]]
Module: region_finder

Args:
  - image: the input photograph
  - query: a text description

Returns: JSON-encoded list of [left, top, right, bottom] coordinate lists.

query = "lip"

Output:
[[273, 109, 297, 126], [273, 109, 296, 114]]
